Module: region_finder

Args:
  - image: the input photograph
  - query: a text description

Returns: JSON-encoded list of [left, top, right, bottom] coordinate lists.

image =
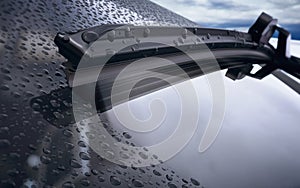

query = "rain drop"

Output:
[[79, 152, 91, 160], [132, 179, 144, 187], [110, 175, 121, 186]]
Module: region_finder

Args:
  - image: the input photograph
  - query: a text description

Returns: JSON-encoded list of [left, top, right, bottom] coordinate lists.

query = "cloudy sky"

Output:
[[151, 0, 300, 39]]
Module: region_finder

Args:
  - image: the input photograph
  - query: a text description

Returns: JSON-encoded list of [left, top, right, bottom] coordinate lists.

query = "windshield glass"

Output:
[[0, 1, 299, 188]]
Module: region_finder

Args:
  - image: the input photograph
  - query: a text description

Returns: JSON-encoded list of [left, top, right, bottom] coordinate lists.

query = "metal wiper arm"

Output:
[[54, 12, 300, 111]]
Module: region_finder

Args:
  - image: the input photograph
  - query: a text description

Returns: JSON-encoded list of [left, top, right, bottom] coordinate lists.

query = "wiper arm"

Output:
[[54, 12, 300, 111]]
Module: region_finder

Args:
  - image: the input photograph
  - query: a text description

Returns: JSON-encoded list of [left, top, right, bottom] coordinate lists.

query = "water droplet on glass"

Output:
[[190, 178, 200, 186], [1, 67, 10, 74], [132, 179, 144, 187], [80, 178, 90, 186], [7, 168, 20, 177], [78, 140, 87, 148], [65, 142, 75, 150], [101, 142, 110, 150], [98, 176, 105, 182], [166, 174, 173, 181], [70, 159, 82, 168], [62, 181, 75, 188], [105, 150, 115, 159], [0, 85, 10, 91], [182, 179, 188, 184], [0, 139, 11, 148], [79, 152, 91, 160], [123, 132, 132, 139], [42, 148, 51, 154], [167, 182, 177, 188], [110, 175, 121, 186], [91, 169, 99, 175], [138, 152, 148, 160], [120, 151, 130, 159], [40, 155, 52, 164], [82, 31, 99, 43], [63, 129, 73, 137], [153, 169, 161, 176]]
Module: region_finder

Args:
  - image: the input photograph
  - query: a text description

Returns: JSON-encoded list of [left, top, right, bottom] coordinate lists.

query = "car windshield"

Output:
[[0, 1, 299, 188]]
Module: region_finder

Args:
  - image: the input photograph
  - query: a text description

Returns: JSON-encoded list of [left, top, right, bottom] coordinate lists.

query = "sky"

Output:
[[151, 0, 300, 39]]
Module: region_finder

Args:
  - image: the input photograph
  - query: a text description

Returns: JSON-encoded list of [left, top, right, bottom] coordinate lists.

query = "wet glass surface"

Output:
[[1, 1, 300, 188], [0, 0, 201, 187]]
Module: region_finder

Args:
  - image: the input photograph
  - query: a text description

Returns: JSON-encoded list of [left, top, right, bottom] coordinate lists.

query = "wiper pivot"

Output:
[[226, 12, 300, 81]]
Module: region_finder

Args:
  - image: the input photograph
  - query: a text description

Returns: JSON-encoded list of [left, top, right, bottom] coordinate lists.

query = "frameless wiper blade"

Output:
[[54, 25, 256, 68], [54, 12, 300, 111]]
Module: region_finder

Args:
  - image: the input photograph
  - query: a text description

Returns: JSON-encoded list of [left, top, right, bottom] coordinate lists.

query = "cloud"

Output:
[[207, 0, 250, 10], [150, 0, 300, 24]]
